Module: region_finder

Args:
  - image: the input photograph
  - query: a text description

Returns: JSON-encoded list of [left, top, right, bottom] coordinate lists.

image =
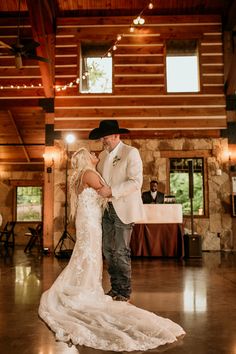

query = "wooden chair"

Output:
[[0, 221, 16, 248], [24, 223, 43, 253]]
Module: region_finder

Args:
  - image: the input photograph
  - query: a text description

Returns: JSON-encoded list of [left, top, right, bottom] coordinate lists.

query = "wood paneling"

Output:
[[0, 1, 233, 166], [52, 129, 221, 140], [55, 118, 226, 130], [54, 14, 227, 135], [0, 11, 228, 165], [54, 107, 226, 118]]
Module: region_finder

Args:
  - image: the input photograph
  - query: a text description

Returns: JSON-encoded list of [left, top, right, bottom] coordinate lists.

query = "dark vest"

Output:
[[142, 191, 164, 204]]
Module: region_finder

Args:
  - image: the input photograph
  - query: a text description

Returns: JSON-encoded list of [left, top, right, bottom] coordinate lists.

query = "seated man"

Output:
[[142, 180, 164, 204]]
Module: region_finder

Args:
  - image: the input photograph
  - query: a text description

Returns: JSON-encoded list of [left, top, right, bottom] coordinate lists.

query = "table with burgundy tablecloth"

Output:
[[130, 204, 184, 258], [131, 223, 184, 257]]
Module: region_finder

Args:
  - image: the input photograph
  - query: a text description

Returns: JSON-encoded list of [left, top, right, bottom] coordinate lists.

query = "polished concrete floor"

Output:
[[0, 248, 236, 354]]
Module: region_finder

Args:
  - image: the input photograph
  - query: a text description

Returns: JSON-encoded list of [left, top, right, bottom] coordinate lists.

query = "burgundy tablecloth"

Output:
[[130, 223, 184, 257]]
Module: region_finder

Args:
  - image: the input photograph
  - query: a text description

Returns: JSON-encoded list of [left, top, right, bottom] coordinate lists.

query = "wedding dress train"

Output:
[[39, 187, 185, 351]]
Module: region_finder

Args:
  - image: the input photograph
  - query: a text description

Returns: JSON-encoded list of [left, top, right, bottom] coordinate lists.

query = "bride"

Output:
[[38, 147, 185, 351]]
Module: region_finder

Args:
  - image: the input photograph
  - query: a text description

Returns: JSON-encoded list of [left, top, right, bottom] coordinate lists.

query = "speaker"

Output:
[[184, 234, 202, 258]]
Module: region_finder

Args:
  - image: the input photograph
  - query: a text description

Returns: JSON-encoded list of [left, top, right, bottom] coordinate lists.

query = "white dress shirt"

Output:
[[150, 191, 157, 200], [102, 142, 121, 185]]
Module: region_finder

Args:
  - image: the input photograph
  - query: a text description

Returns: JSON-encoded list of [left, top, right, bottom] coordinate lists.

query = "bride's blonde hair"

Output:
[[69, 147, 95, 219]]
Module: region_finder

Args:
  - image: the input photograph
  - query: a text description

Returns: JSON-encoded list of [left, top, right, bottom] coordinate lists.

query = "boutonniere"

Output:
[[112, 155, 121, 166]]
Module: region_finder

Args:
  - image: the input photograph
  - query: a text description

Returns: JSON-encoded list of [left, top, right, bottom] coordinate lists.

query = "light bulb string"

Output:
[[57, 0, 153, 91], [0, 1, 154, 91], [103, 1, 154, 58]]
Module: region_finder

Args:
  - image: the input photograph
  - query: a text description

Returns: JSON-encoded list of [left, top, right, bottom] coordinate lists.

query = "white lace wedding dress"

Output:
[[39, 187, 185, 351]]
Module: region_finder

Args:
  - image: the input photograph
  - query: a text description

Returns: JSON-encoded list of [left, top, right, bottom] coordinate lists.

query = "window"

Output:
[[80, 44, 112, 93], [169, 158, 204, 215], [16, 186, 43, 221], [166, 39, 199, 92]]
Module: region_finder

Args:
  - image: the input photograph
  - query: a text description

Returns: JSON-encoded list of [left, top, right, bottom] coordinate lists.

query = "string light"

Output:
[[56, 0, 154, 91], [0, 81, 80, 91], [103, 1, 154, 58], [0, 83, 44, 89], [133, 15, 145, 25], [0, 1, 154, 92], [148, 1, 154, 9], [129, 26, 135, 32]]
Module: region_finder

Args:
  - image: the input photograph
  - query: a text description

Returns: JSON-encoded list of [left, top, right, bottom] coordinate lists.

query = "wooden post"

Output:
[[43, 113, 55, 251]]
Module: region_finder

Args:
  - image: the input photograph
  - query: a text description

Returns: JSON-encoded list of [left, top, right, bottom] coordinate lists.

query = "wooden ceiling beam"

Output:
[[0, 163, 44, 172], [26, 0, 56, 98], [0, 99, 41, 108], [53, 129, 221, 140], [224, 32, 236, 95], [224, 0, 236, 31], [7, 110, 31, 162], [0, 98, 54, 111]]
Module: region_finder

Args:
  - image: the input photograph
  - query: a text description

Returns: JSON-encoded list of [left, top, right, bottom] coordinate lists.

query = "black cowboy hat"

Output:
[[88, 120, 130, 140]]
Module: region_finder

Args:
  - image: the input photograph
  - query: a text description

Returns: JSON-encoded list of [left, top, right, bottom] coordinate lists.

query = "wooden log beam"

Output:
[[54, 118, 226, 130], [7, 110, 31, 162], [51, 129, 221, 140], [223, 0, 236, 31], [26, 0, 56, 98], [0, 163, 44, 172], [54, 96, 226, 107], [0, 98, 42, 108], [224, 32, 236, 95], [43, 113, 56, 250], [0, 98, 55, 111]]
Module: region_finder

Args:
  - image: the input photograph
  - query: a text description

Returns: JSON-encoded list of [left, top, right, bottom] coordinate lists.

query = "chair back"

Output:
[[28, 222, 43, 237], [0, 221, 16, 247], [6, 221, 16, 233], [1, 222, 8, 231], [36, 222, 43, 235]]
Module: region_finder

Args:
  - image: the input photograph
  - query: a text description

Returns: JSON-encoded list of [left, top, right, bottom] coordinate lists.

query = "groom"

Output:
[[89, 120, 144, 302]]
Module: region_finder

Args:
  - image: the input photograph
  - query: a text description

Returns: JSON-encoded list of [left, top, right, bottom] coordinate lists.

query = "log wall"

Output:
[[55, 15, 226, 138]]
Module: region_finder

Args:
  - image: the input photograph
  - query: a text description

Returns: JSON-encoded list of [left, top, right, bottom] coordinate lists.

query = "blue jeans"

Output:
[[102, 203, 133, 298]]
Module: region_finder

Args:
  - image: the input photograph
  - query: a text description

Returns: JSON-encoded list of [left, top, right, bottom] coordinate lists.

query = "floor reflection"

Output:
[[38, 343, 79, 354], [15, 265, 41, 304], [1, 249, 236, 354], [183, 271, 207, 313]]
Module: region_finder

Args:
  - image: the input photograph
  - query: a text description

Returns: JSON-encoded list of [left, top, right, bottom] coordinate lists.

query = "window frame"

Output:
[[12, 180, 43, 223], [79, 43, 113, 94], [165, 39, 201, 94], [168, 156, 208, 218]]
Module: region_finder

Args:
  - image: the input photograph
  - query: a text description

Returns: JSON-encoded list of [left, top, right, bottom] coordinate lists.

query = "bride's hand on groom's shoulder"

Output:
[[97, 185, 112, 198]]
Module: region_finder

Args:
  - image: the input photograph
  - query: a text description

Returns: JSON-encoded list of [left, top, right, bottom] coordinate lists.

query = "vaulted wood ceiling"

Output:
[[0, 0, 236, 169]]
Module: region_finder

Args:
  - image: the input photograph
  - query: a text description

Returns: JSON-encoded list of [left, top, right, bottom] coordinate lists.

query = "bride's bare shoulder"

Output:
[[82, 169, 103, 190]]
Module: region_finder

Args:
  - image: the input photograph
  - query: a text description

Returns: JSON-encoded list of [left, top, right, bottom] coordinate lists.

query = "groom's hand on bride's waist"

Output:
[[98, 185, 112, 198]]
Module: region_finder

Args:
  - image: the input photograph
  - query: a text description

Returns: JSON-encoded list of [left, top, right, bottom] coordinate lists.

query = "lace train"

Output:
[[39, 188, 185, 351]]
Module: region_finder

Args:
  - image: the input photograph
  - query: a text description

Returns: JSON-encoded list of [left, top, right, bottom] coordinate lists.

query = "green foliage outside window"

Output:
[[16, 186, 42, 221], [83, 57, 112, 93], [170, 158, 204, 215]]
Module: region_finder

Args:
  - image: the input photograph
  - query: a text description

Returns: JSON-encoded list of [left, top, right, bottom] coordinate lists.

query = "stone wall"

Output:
[[1, 137, 233, 252], [53, 137, 233, 252]]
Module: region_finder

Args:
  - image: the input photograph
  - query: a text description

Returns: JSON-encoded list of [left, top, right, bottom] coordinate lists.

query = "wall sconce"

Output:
[[43, 152, 55, 182], [227, 151, 236, 172], [46, 165, 53, 174]]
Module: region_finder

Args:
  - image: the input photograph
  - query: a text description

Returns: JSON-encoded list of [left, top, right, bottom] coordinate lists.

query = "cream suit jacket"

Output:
[[97, 142, 145, 224]]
